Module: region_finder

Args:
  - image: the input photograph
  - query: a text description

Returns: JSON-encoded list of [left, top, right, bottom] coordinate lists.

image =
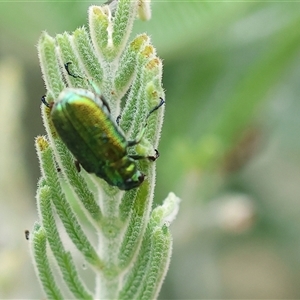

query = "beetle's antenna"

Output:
[[146, 97, 165, 120]]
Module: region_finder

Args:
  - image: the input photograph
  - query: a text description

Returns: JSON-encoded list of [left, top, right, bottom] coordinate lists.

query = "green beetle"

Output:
[[42, 64, 164, 190]]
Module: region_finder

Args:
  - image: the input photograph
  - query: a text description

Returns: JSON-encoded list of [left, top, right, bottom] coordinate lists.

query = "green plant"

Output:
[[29, 1, 180, 299]]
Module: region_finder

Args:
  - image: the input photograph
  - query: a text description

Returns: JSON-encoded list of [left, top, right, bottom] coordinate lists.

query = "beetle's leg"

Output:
[[41, 95, 50, 107], [99, 95, 111, 114], [127, 97, 165, 146], [127, 128, 145, 147], [129, 149, 159, 161], [75, 160, 81, 172], [151, 149, 160, 161], [145, 97, 165, 120], [64, 62, 111, 114], [116, 114, 121, 125], [64, 62, 84, 79], [41, 95, 49, 107], [41, 95, 55, 110], [24, 230, 30, 241]]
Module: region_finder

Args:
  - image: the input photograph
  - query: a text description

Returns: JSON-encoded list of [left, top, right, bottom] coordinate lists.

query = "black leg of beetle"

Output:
[[75, 160, 81, 172], [150, 149, 160, 161], [127, 97, 165, 147], [129, 149, 159, 162], [146, 97, 165, 120], [64, 62, 84, 79], [99, 94, 111, 114], [65, 62, 112, 114], [41, 95, 50, 107], [24, 230, 30, 240], [116, 114, 121, 125]]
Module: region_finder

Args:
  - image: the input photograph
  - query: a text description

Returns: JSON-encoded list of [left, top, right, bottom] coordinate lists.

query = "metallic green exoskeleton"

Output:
[[42, 66, 164, 190]]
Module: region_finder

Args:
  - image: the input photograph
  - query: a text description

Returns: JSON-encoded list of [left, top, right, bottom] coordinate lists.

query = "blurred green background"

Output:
[[1, 1, 300, 299]]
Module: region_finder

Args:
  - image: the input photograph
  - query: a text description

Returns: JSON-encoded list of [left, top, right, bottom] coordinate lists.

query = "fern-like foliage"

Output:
[[29, 1, 180, 299]]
